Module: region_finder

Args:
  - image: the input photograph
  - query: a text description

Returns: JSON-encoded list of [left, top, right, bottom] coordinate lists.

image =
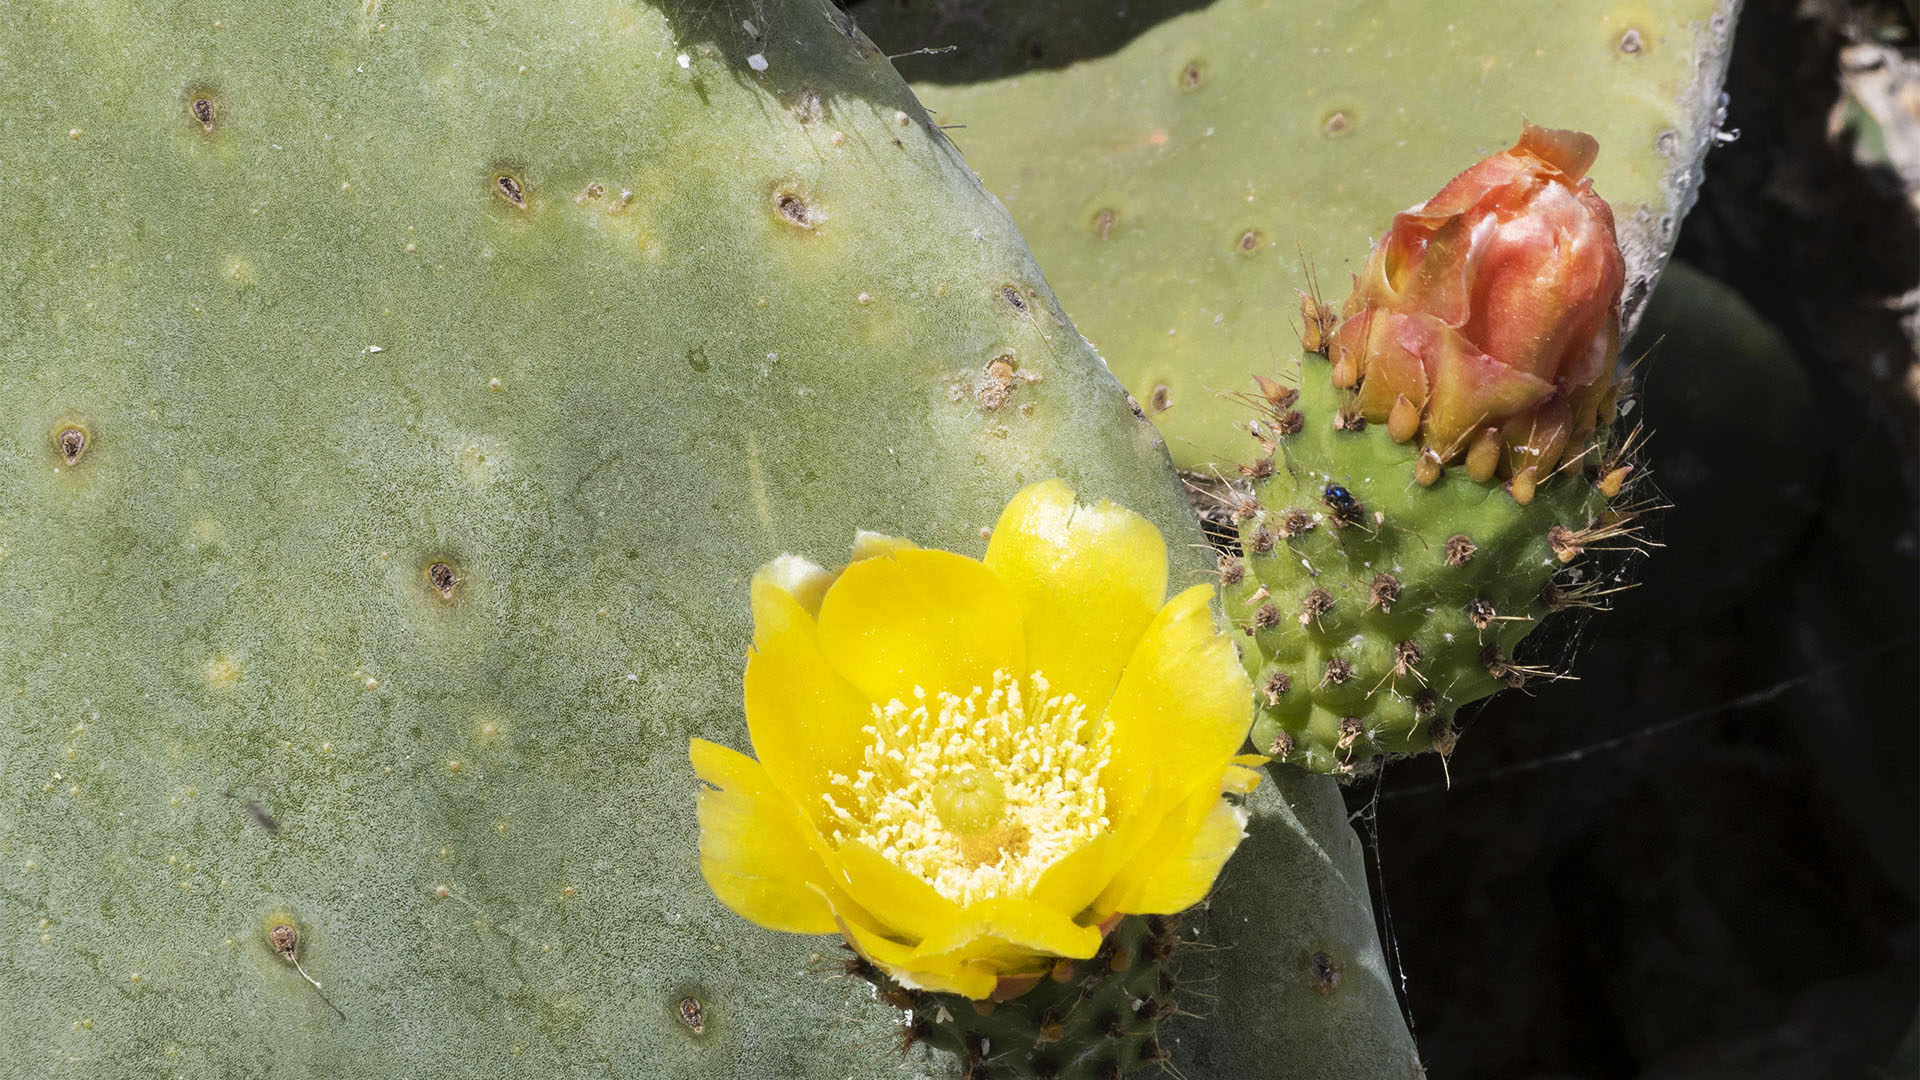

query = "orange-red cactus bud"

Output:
[[1329, 123, 1626, 477]]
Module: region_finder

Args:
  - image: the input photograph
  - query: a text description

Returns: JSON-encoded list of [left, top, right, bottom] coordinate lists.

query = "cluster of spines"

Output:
[[846, 915, 1190, 1079], [1201, 293, 1656, 775]]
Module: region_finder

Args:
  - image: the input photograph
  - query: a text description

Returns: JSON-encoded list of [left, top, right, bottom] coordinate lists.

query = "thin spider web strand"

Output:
[[1350, 770, 1418, 1036], [1383, 636, 1912, 800]]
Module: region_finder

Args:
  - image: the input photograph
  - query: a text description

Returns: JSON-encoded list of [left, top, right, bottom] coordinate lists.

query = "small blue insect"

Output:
[[1322, 483, 1364, 526]]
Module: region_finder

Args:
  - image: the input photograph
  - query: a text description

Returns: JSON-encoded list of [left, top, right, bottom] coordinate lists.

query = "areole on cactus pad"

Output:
[[1228, 125, 1653, 775]]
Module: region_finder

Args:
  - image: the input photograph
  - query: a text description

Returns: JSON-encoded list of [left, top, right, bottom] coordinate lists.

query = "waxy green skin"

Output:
[[1224, 354, 1613, 773], [856, 0, 1740, 470], [0, 2, 1413, 1076]]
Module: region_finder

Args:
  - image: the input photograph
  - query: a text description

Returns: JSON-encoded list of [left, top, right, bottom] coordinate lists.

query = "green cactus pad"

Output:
[[855, 0, 1738, 470], [1222, 351, 1625, 775], [0, 0, 1416, 1076]]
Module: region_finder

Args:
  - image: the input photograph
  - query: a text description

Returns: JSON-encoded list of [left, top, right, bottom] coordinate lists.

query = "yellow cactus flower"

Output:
[[690, 479, 1259, 1000]]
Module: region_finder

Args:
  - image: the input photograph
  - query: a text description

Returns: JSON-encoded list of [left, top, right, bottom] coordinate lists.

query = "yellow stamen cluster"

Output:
[[823, 670, 1113, 906]]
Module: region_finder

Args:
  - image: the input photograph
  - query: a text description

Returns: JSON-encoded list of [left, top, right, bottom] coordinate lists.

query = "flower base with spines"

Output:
[[852, 915, 1182, 1080], [1225, 349, 1619, 776]]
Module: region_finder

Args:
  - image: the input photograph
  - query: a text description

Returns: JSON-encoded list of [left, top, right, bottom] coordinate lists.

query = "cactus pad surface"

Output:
[[857, 0, 1739, 469], [0, 1, 1414, 1076]]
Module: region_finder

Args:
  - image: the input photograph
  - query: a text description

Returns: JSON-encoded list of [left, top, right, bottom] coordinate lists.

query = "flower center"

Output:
[[822, 670, 1113, 906]]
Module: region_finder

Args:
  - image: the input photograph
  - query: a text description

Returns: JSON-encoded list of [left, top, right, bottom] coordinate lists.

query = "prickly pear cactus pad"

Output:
[[1222, 352, 1627, 774], [0, 1, 1416, 1077], [853, 0, 1740, 470]]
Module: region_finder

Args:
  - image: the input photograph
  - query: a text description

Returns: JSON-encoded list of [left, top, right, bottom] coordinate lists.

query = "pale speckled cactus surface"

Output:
[[855, 0, 1741, 469], [0, 2, 1415, 1077]]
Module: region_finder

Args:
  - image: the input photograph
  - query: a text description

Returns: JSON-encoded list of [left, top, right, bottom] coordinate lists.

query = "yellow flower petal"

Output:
[[830, 899, 1000, 998], [1060, 774, 1188, 924], [1098, 783, 1250, 915], [743, 578, 872, 827], [1025, 830, 1122, 920], [913, 940, 1052, 987], [849, 529, 918, 562], [751, 555, 835, 619], [907, 896, 1103, 968], [828, 839, 963, 941], [1102, 584, 1254, 820], [985, 479, 1170, 710], [690, 739, 843, 935], [1031, 764, 1263, 921], [815, 548, 1026, 706], [1223, 760, 1266, 794], [1031, 763, 1260, 923]]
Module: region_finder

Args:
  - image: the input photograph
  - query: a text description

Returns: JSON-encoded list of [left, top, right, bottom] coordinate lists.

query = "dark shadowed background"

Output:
[[1357, 0, 1919, 1075]]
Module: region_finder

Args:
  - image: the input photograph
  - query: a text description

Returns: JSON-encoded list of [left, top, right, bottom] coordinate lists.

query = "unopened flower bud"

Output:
[[1330, 123, 1626, 490]]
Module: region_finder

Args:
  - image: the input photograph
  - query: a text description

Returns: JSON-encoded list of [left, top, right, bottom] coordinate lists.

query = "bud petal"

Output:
[[1465, 427, 1503, 484], [1387, 394, 1421, 444], [1328, 123, 1626, 487]]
